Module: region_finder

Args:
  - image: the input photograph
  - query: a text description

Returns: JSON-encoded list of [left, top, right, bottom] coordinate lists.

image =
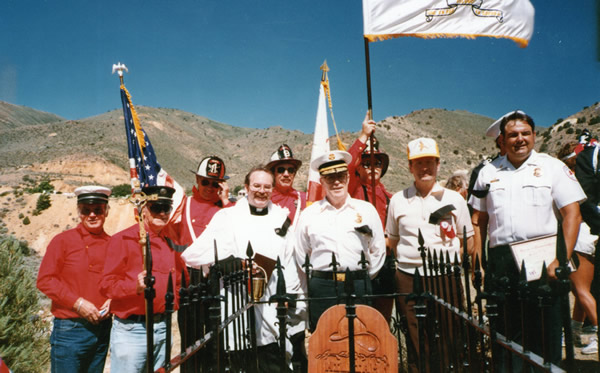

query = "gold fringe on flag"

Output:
[[320, 67, 346, 151], [120, 84, 146, 150], [364, 33, 530, 48]]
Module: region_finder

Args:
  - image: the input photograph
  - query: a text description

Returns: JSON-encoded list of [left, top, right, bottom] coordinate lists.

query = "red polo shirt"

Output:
[[271, 188, 306, 223], [100, 224, 187, 319], [37, 224, 111, 319], [167, 186, 233, 246], [348, 139, 393, 228]]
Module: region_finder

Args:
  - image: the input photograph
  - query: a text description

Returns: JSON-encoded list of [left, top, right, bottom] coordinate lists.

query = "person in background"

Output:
[[444, 170, 469, 200], [101, 186, 187, 373], [166, 156, 233, 247], [347, 113, 395, 321], [37, 186, 113, 373], [559, 141, 599, 354], [267, 144, 306, 225]]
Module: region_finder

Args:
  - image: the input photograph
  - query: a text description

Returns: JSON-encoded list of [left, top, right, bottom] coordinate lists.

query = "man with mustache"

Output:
[[386, 138, 474, 373], [167, 155, 233, 247], [37, 186, 113, 373], [347, 114, 395, 321], [267, 144, 306, 224], [295, 150, 386, 330], [470, 111, 585, 368], [100, 186, 187, 373]]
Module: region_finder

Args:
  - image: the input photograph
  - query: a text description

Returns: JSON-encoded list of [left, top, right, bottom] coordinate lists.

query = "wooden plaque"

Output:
[[308, 305, 398, 372]]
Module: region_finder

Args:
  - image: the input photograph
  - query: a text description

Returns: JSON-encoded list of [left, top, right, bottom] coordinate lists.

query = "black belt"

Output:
[[124, 313, 166, 323], [311, 270, 367, 281]]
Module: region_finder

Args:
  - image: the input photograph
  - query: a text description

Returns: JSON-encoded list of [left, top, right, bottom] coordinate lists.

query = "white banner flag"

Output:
[[306, 83, 330, 204], [363, 0, 534, 47]]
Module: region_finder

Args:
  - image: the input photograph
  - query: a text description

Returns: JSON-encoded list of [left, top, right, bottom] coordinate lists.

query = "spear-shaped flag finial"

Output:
[[320, 60, 329, 81]]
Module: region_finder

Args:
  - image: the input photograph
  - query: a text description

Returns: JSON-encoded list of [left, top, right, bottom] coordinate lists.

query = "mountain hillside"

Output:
[[0, 105, 496, 194], [0, 100, 64, 130]]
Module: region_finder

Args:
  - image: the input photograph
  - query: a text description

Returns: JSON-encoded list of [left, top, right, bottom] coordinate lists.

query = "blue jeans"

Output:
[[109, 317, 167, 373], [50, 318, 111, 373]]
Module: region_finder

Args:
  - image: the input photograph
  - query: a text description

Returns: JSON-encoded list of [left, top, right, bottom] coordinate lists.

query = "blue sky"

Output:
[[1, 0, 598, 133]]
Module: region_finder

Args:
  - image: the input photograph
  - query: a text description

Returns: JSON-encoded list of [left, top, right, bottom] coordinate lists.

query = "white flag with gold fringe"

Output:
[[363, 0, 534, 48]]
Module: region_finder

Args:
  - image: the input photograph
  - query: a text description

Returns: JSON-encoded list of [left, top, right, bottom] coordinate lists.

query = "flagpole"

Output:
[[363, 38, 377, 207]]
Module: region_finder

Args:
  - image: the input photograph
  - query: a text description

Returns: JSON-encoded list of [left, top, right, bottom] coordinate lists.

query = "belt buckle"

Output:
[[335, 273, 345, 281]]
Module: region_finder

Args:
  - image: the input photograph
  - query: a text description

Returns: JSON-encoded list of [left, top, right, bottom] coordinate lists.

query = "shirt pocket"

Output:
[[523, 178, 552, 206], [488, 181, 507, 211]]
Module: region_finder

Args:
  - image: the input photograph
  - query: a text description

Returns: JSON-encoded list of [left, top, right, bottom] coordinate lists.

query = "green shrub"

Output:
[[22, 217, 30, 225], [111, 184, 131, 198], [33, 194, 51, 216], [0, 236, 50, 372], [26, 178, 54, 194]]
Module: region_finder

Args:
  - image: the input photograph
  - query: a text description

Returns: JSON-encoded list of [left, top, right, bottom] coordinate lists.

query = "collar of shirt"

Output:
[[406, 182, 444, 202], [273, 187, 298, 198], [75, 222, 108, 239], [498, 150, 540, 171], [318, 195, 358, 213]]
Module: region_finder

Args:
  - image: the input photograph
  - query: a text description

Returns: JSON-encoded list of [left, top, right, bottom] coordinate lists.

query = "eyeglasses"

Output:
[[276, 167, 296, 174], [361, 160, 383, 168], [80, 207, 106, 216], [148, 203, 173, 214], [200, 179, 220, 188], [322, 172, 348, 184]]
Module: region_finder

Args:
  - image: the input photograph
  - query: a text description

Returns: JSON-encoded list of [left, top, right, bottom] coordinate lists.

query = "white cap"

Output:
[[407, 138, 440, 160], [486, 110, 527, 138], [74, 185, 111, 204], [310, 150, 352, 175]]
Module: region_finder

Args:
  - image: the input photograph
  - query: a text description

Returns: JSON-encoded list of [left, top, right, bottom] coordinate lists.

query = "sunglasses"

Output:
[[200, 179, 220, 188], [80, 207, 106, 216], [148, 203, 173, 214], [361, 160, 383, 168], [276, 167, 296, 174], [322, 172, 348, 184]]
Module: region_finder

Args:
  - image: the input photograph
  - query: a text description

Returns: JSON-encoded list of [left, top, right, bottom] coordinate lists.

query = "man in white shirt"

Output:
[[181, 165, 303, 372], [294, 150, 386, 330], [470, 110, 585, 367], [386, 137, 474, 373]]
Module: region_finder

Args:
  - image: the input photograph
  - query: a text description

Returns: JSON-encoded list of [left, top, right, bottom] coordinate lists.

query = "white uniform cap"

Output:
[[486, 110, 527, 138], [310, 150, 352, 175], [74, 185, 111, 204]]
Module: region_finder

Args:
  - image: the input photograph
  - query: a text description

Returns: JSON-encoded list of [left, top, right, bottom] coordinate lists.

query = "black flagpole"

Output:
[[363, 37, 377, 207]]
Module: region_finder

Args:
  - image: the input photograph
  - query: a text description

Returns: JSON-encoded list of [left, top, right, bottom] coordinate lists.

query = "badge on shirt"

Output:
[[533, 167, 542, 177], [356, 213, 362, 223], [563, 164, 578, 181]]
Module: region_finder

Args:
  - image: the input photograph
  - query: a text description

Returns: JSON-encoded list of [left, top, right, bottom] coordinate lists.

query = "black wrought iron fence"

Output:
[[145, 229, 582, 373]]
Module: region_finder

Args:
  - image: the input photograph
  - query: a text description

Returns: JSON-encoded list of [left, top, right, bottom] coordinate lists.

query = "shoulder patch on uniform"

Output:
[[563, 164, 577, 181]]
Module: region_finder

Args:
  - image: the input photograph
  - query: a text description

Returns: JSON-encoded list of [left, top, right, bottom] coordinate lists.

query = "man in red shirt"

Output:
[[37, 185, 113, 373], [347, 115, 395, 321], [347, 115, 392, 225], [100, 186, 187, 373], [266, 144, 307, 224], [167, 155, 233, 247]]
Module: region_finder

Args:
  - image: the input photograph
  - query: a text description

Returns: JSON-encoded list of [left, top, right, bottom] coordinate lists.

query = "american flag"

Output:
[[119, 85, 172, 191]]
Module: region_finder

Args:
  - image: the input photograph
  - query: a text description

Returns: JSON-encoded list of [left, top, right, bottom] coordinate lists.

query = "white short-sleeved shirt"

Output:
[[469, 150, 586, 248], [386, 182, 474, 275], [294, 196, 386, 279]]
